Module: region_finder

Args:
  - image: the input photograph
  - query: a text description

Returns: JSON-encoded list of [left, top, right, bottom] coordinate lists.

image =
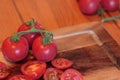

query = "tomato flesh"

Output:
[[44, 68, 63, 80], [21, 61, 46, 80], [60, 69, 83, 80], [0, 62, 9, 79], [51, 58, 73, 69], [9, 75, 30, 80]]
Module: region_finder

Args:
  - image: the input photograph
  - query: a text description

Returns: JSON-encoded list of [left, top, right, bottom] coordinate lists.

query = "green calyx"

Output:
[[11, 19, 53, 46]]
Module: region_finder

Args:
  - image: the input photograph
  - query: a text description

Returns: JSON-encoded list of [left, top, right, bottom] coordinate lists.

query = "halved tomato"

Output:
[[21, 60, 46, 80], [44, 68, 63, 80], [60, 68, 83, 80], [51, 58, 73, 69], [9, 75, 30, 80], [0, 61, 9, 79]]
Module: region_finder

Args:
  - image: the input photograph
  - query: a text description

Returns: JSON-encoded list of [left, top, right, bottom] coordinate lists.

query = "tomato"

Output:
[[78, 0, 100, 15], [51, 58, 73, 69], [44, 68, 63, 80], [0, 61, 9, 79], [9, 75, 30, 80], [17, 23, 44, 49], [32, 36, 57, 62], [1, 37, 29, 62], [21, 60, 46, 80], [60, 69, 83, 80], [101, 0, 119, 11]]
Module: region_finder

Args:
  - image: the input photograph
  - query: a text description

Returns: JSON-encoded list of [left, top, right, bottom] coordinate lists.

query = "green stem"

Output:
[[102, 15, 120, 22]]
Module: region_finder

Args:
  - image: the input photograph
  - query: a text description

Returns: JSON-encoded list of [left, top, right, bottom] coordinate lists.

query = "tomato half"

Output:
[[60, 69, 83, 80], [79, 0, 100, 15], [51, 58, 73, 69], [9, 75, 30, 80], [101, 0, 119, 11], [17, 23, 44, 49], [0, 61, 9, 79], [21, 60, 46, 80], [32, 36, 57, 62], [1, 37, 29, 62], [44, 68, 63, 80]]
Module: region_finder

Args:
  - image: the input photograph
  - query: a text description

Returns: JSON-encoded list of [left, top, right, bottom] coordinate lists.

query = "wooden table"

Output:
[[0, 0, 120, 80]]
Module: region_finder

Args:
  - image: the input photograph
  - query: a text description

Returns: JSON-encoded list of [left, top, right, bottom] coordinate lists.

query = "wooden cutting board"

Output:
[[0, 21, 120, 80]]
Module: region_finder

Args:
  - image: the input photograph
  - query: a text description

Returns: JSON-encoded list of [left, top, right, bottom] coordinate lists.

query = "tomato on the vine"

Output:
[[101, 0, 119, 11], [1, 37, 29, 62], [78, 0, 100, 15], [9, 75, 30, 80], [51, 58, 73, 69], [0, 61, 9, 79], [17, 22, 44, 49], [21, 60, 46, 80], [60, 68, 83, 80], [32, 36, 57, 62], [44, 68, 63, 80]]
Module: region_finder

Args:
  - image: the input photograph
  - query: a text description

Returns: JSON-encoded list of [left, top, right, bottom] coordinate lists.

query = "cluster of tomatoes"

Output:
[[0, 19, 83, 80], [78, 0, 119, 15]]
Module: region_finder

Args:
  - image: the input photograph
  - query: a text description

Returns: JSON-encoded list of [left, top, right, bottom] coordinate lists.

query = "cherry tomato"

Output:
[[101, 0, 119, 11], [44, 68, 63, 80], [17, 23, 44, 49], [0, 61, 9, 79], [21, 60, 46, 80], [79, 0, 100, 15], [60, 69, 83, 80], [9, 75, 30, 80], [32, 36, 57, 62], [51, 58, 73, 69], [1, 37, 29, 62]]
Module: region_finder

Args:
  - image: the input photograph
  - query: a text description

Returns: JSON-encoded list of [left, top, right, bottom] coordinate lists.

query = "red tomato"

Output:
[[101, 0, 119, 11], [32, 36, 57, 62], [0, 62, 9, 79], [9, 75, 30, 80], [17, 23, 44, 49], [21, 60, 46, 80], [44, 68, 63, 80], [51, 58, 73, 69], [79, 0, 100, 15], [60, 69, 83, 80], [1, 37, 29, 62]]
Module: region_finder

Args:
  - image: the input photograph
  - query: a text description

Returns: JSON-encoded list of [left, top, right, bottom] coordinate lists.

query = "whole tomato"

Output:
[[32, 36, 57, 62], [79, 0, 100, 15], [17, 22, 44, 49], [1, 37, 29, 62], [21, 61, 46, 80], [101, 0, 119, 11]]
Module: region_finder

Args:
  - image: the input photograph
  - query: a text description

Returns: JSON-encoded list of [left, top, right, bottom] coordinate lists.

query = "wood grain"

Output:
[[0, 0, 21, 42]]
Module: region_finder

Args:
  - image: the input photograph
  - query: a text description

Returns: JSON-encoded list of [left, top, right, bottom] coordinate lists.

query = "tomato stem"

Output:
[[102, 15, 120, 22], [11, 19, 53, 45]]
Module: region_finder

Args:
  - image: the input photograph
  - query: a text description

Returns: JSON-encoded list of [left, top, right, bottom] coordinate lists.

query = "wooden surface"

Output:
[[0, 0, 120, 80]]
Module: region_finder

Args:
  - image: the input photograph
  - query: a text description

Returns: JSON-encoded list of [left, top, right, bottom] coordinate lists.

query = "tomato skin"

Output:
[[51, 58, 73, 69], [79, 0, 100, 15], [21, 60, 46, 80], [1, 37, 29, 62], [60, 68, 83, 80], [44, 68, 63, 80], [17, 23, 44, 49], [101, 0, 119, 11], [32, 36, 57, 62], [0, 62, 9, 79], [9, 75, 30, 80]]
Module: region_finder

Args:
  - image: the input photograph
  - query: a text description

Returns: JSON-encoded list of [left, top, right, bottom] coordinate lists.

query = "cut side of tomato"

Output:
[[9, 75, 30, 80], [51, 58, 73, 69], [21, 61, 46, 80]]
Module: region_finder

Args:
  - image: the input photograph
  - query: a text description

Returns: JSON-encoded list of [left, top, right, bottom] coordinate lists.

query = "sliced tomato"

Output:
[[44, 68, 63, 80], [9, 75, 30, 80], [60, 69, 83, 80], [51, 58, 73, 69], [21, 61, 46, 80], [0, 61, 9, 79]]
